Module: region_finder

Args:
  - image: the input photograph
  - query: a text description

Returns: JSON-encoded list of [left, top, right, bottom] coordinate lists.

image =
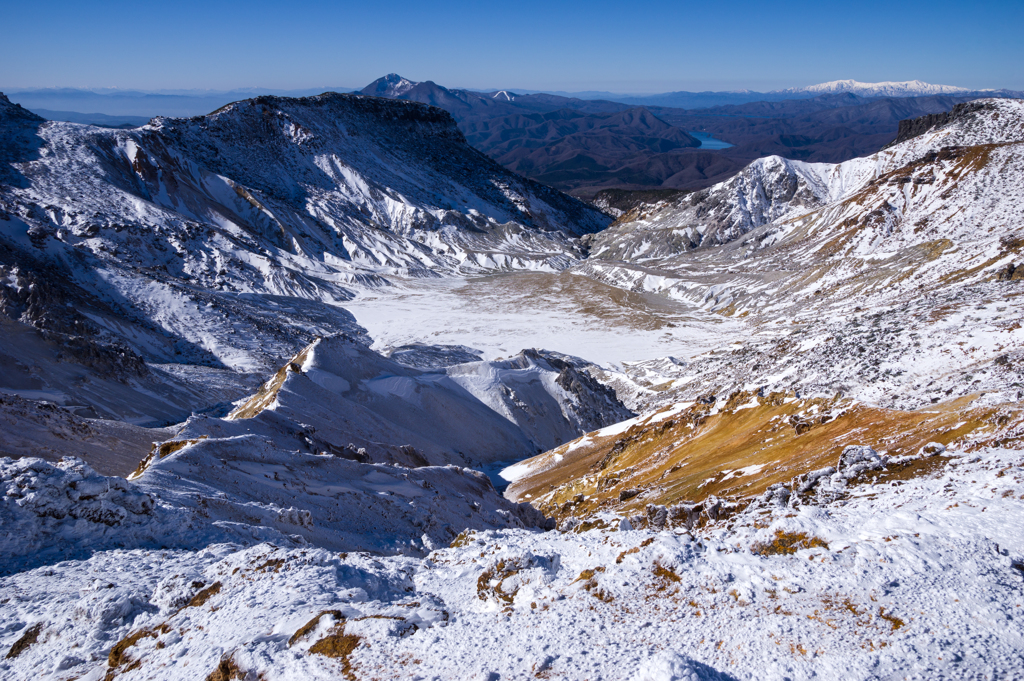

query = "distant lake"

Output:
[[689, 131, 733, 150]]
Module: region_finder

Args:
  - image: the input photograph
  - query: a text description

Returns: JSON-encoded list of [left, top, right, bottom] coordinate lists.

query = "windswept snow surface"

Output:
[[2, 448, 1022, 679]]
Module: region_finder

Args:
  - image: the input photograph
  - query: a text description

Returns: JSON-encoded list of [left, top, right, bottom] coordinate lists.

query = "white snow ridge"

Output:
[[1, 91, 1024, 680]]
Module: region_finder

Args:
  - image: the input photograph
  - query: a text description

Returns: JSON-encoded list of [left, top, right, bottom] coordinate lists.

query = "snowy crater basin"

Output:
[[343, 271, 740, 369]]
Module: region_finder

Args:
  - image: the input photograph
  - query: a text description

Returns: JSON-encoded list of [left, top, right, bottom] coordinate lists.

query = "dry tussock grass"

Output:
[[514, 391, 1024, 522]]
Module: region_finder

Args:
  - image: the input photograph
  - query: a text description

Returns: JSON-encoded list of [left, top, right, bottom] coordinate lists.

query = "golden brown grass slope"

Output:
[[506, 390, 1024, 522]]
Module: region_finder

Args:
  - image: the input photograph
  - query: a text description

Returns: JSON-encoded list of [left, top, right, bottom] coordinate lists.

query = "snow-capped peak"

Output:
[[365, 73, 418, 98], [774, 79, 975, 97], [492, 90, 516, 101]]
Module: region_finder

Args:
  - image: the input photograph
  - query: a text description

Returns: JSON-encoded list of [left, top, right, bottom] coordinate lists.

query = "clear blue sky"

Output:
[[1, 0, 1021, 92]]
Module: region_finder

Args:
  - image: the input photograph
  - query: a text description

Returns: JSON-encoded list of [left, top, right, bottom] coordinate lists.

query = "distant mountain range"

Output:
[[771, 79, 975, 97], [355, 75, 1023, 194], [509, 79, 1017, 109], [1, 86, 360, 119], [5, 76, 1022, 195], [6, 78, 1017, 120]]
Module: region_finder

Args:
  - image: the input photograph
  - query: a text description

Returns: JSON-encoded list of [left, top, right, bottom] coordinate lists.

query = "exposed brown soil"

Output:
[[228, 345, 312, 419], [289, 610, 345, 647], [129, 436, 208, 479], [206, 654, 254, 681], [309, 631, 362, 680], [5, 622, 42, 659], [187, 582, 222, 608], [751, 530, 829, 556]]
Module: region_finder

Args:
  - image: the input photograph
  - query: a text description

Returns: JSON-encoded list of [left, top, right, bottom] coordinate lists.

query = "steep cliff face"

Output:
[[886, 99, 999, 146]]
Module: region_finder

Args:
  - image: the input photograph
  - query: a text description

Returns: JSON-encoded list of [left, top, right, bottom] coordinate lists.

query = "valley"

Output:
[[1, 85, 1023, 680]]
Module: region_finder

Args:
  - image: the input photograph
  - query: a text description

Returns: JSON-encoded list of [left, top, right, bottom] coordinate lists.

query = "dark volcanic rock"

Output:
[[888, 100, 999, 147]]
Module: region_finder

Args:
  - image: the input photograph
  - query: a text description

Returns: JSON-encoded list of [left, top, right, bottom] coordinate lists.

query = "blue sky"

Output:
[[1, 0, 1021, 92]]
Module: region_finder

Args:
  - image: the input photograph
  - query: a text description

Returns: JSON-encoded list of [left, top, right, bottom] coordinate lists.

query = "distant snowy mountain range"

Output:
[[7, 77, 1020, 197], [771, 79, 977, 97]]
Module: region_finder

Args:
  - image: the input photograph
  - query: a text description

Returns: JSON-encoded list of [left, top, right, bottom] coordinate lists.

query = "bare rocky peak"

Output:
[[888, 99, 1005, 146]]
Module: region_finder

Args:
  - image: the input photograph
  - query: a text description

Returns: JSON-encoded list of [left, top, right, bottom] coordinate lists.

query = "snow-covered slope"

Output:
[[3, 334, 637, 568], [0, 446, 548, 573], [0, 393, 176, 476], [159, 335, 538, 468], [135, 336, 633, 470], [2, 445, 1021, 679], [587, 154, 842, 261], [446, 349, 635, 453], [581, 99, 1024, 409]]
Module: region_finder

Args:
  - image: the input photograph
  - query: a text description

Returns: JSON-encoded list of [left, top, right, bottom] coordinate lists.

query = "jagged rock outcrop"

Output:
[[887, 99, 998, 147]]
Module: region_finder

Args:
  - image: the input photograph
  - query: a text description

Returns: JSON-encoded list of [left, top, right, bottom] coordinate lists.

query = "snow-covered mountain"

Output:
[[0, 91, 609, 424], [774, 79, 974, 97], [360, 73, 418, 98], [501, 98, 1024, 541]]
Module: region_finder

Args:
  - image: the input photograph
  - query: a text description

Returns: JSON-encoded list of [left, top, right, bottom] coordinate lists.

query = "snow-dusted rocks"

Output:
[[131, 434, 548, 555], [576, 99, 1024, 411], [0, 457, 159, 569], [2, 447, 1022, 680], [2, 456, 153, 524]]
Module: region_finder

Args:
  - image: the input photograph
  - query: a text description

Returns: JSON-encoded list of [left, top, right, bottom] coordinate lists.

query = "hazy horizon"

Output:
[[1, 76, 1016, 98]]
